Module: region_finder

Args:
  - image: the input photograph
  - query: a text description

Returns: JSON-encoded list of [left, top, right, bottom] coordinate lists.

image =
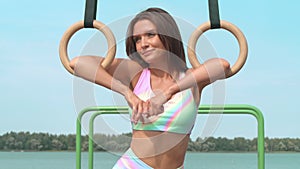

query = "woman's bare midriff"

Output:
[[131, 130, 189, 169]]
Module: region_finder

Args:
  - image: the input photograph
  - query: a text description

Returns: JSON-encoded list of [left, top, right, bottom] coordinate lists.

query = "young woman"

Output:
[[70, 7, 230, 169]]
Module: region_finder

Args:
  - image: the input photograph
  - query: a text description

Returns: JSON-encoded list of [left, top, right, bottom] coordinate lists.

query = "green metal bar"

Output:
[[88, 112, 102, 169], [199, 104, 265, 169], [77, 105, 265, 169], [76, 107, 128, 169], [76, 107, 102, 169], [88, 110, 128, 169]]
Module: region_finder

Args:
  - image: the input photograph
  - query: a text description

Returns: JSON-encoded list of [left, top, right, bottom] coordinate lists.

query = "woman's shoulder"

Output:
[[179, 68, 193, 78], [184, 67, 194, 73], [108, 58, 143, 85], [123, 59, 144, 79], [109, 58, 142, 73]]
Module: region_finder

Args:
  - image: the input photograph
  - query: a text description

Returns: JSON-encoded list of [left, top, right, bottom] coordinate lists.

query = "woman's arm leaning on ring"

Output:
[[69, 56, 133, 95], [165, 58, 231, 99], [69, 56, 148, 123]]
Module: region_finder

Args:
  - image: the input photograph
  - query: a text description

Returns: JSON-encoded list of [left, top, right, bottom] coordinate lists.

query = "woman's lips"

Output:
[[141, 49, 155, 56]]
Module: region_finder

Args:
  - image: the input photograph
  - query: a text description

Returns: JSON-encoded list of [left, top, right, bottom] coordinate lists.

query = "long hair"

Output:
[[126, 8, 187, 72]]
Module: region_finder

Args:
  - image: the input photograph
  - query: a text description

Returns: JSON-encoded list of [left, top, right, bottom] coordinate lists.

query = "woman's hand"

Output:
[[124, 90, 150, 124], [147, 89, 173, 117]]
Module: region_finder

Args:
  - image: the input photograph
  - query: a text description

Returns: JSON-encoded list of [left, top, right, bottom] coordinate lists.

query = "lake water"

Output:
[[0, 151, 299, 169]]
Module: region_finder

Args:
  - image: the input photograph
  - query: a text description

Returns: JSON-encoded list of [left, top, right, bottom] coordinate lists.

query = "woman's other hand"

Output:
[[147, 89, 170, 116], [125, 90, 149, 124]]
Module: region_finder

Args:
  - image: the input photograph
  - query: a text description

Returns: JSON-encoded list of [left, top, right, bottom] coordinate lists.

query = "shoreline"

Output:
[[1, 150, 299, 154]]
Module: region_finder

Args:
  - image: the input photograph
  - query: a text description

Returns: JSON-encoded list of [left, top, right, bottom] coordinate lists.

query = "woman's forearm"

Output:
[[167, 58, 230, 96]]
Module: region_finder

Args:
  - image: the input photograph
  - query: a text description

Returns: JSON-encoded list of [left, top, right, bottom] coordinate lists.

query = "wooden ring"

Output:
[[187, 20, 248, 78], [59, 20, 116, 74]]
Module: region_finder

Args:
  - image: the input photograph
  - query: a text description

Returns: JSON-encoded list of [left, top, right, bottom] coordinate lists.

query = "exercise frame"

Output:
[[76, 104, 265, 169]]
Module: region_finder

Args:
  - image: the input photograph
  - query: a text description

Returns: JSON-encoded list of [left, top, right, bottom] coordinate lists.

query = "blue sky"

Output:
[[0, 0, 299, 139]]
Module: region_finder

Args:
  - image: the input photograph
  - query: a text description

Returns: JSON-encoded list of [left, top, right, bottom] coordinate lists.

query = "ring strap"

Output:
[[84, 0, 98, 28], [208, 0, 220, 29]]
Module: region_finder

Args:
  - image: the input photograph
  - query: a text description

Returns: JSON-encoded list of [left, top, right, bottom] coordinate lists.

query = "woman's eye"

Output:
[[147, 33, 156, 37], [133, 36, 141, 43]]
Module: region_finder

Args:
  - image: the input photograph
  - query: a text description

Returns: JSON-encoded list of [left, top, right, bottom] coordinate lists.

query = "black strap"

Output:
[[208, 0, 221, 29], [84, 0, 98, 28]]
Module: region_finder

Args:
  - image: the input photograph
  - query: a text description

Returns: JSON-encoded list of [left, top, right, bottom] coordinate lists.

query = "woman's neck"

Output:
[[149, 68, 171, 79]]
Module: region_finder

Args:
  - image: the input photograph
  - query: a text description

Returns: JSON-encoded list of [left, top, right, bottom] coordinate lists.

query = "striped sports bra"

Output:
[[129, 68, 198, 134]]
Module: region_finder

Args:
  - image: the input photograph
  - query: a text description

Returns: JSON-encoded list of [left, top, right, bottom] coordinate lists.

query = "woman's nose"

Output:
[[140, 36, 149, 49]]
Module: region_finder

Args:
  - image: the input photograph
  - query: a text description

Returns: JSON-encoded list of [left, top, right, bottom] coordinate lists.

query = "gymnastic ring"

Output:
[[59, 20, 116, 74], [187, 20, 248, 78]]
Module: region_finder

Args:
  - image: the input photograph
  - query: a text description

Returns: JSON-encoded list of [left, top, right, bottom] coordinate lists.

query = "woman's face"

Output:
[[132, 19, 166, 64]]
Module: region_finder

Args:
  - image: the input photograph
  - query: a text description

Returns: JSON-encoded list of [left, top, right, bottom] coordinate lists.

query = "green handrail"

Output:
[[76, 104, 265, 169], [76, 107, 128, 169]]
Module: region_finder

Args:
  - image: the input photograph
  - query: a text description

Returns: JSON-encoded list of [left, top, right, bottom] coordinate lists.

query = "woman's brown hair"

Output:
[[126, 8, 187, 71]]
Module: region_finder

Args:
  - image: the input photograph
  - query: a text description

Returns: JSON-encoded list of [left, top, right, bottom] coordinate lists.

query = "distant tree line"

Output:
[[1, 132, 300, 152], [187, 137, 300, 152]]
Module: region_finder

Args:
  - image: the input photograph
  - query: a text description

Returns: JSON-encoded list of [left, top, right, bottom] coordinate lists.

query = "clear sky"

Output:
[[0, 0, 299, 139]]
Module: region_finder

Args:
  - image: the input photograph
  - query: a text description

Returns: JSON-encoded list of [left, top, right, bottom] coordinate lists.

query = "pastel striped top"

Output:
[[129, 68, 198, 134]]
